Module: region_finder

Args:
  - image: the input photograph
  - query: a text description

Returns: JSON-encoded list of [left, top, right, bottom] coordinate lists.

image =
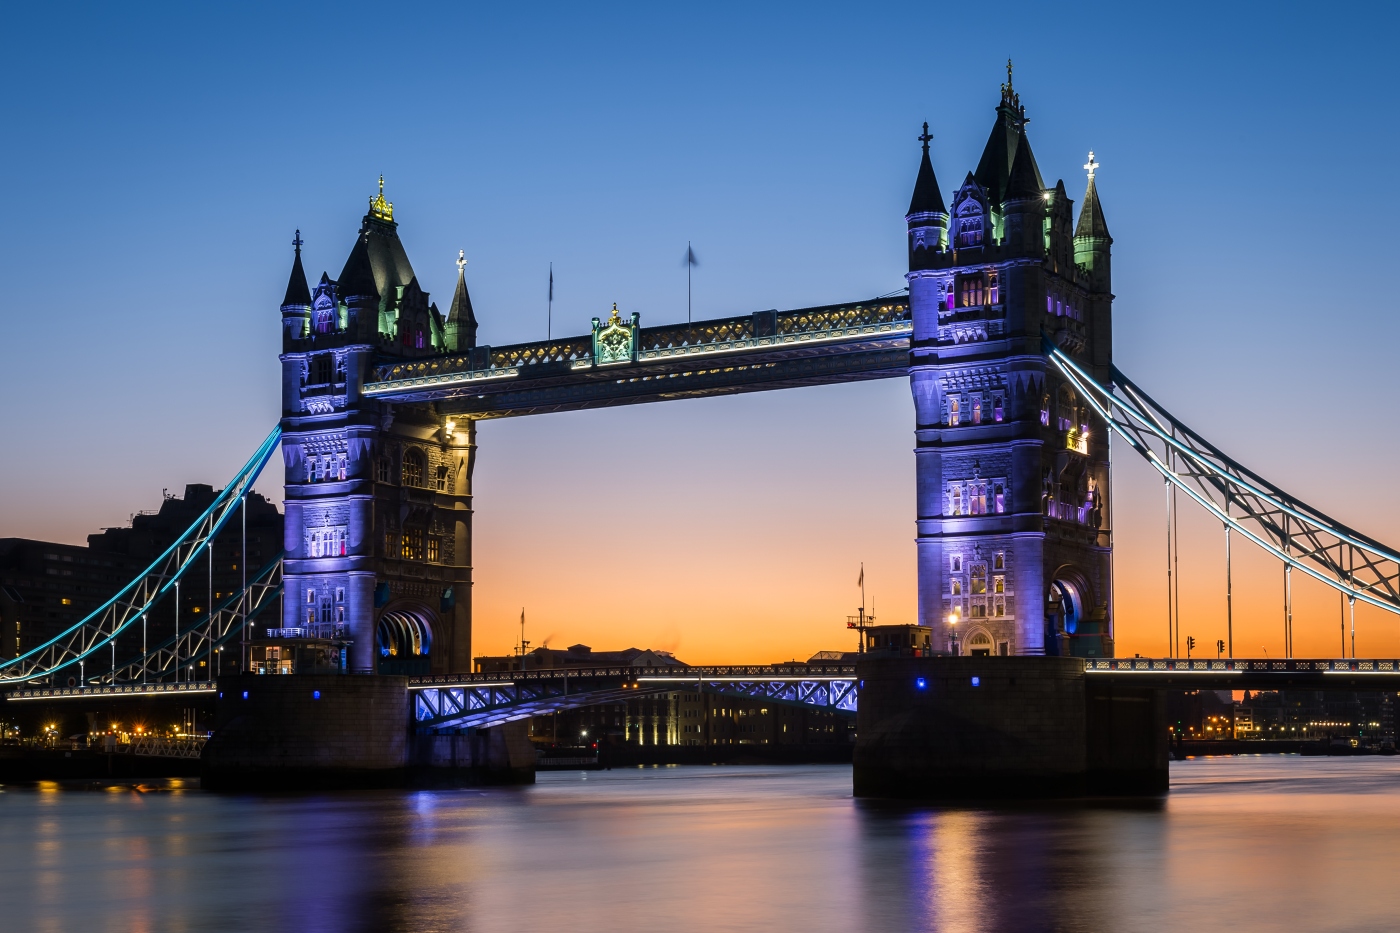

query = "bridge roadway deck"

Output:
[[361, 297, 911, 418], [9, 659, 1399, 709]]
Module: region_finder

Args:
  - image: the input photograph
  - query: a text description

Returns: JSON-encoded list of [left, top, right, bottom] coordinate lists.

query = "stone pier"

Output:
[[853, 657, 1167, 799]]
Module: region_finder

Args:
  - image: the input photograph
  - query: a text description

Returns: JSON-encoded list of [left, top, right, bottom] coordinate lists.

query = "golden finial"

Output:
[[369, 174, 394, 221], [607, 302, 622, 325]]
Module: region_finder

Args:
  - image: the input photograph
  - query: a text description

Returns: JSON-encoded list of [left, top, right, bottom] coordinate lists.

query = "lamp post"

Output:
[[947, 607, 961, 656]]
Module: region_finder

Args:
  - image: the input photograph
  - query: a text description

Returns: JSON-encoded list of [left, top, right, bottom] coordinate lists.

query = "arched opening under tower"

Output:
[[1044, 577, 1083, 658], [376, 609, 434, 675]]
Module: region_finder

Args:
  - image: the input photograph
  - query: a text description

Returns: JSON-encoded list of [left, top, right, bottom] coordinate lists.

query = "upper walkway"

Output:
[[362, 297, 911, 418]]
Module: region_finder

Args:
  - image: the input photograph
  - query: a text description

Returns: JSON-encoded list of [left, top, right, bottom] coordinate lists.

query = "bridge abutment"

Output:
[[200, 674, 534, 790], [853, 658, 1166, 799]]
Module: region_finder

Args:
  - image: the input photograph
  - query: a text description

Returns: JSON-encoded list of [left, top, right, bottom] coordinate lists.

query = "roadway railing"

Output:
[[1085, 658, 1400, 673]]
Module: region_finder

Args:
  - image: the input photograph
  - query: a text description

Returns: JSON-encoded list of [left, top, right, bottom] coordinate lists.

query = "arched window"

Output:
[[950, 485, 962, 516], [951, 578, 962, 596], [402, 449, 425, 488], [949, 396, 961, 426]]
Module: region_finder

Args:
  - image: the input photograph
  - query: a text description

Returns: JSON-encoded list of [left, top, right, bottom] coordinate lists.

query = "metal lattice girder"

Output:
[[103, 556, 284, 686], [0, 426, 283, 686], [1044, 339, 1400, 616], [408, 665, 861, 731]]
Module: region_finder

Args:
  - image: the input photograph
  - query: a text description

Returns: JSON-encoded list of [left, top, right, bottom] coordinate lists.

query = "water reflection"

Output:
[[1, 759, 1398, 932]]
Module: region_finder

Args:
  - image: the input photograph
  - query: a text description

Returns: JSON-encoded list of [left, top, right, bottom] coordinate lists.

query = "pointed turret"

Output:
[[1003, 126, 1045, 201], [973, 60, 1029, 206], [907, 122, 949, 265], [445, 250, 478, 351], [281, 230, 312, 346], [1073, 152, 1112, 293], [907, 123, 947, 216]]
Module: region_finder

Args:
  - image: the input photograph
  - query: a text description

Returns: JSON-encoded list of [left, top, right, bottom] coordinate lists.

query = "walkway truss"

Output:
[[1045, 339, 1400, 619], [0, 427, 285, 687], [410, 667, 858, 731]]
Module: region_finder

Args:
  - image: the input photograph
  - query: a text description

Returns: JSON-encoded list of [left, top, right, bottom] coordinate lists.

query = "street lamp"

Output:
[[947, 607, 961, 656]]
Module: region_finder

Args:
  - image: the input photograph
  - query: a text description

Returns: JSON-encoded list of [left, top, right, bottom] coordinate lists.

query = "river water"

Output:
[[2, 757, 1398, 932]]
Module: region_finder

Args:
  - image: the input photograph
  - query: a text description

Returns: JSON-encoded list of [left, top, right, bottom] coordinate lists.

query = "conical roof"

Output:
[[1003, 125, 1045, 201], [907, 124, 947, 215], [1075, 171, 1111, 240], [282, 231, 311, 307], [337, 181, 417, 300], [447, 252, 478, 348]]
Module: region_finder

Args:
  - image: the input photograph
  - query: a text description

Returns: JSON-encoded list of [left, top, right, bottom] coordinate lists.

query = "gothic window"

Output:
[[1057, 388, 1077, 431], [315, 307, 334, 334], [959, 275, 984, 308], [436, 465, 448, 491], [951, 579, 962, 596], [987, 272, 999, 305], [402, 449, 425, 488], [306, 607, 316, 627], [376, 457, 391, 484], [970, 602, 986, 619], [951, 555, 962, 573], [306, 588, 316, 605], [994, 483, 1005, 514], [949, 396, 960, 426], [427, 537, 440, 563], [994, 552, 1005, 571], [970, 565, 987, 594], [313, 353, 334, 385], [950, 485, 963, 516], [336, 455, 347, 481], [402, 528, 425, 561], [335, 587, 345, 603], [994, 575, 1005, 594], [973, 482, 987, 515], [416, 328, 425, 349], [384, 531, 398, 557], [1040, 394, 1051, 426], [972, 398, 982, 424], [994, 598, 1005, 617], [993, 396, 1004, 422], [957, 216, 982, 247]]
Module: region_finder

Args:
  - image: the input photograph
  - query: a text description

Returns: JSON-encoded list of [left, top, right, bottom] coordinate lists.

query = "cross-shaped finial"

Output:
[[456, 249, 467, 275], [918, 122, 933, 153], [1084, 151, 1100, 178], [292, 229, 303, 253], [1006, 58, 1013, 89], [378, 175, 384, 196]]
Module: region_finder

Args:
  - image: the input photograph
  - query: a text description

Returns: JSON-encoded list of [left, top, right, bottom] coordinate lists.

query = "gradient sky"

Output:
[[2, 2, 1397, 663]]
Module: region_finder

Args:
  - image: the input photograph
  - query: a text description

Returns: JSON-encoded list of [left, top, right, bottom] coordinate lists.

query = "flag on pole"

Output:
[[548, 265, 553, 302], [685, 244, 698, 269], [857, 565, 864, 588]]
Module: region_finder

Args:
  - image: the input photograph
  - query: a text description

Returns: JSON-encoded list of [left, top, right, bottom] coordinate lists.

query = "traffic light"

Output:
[[1187, 635, 1196, 657]]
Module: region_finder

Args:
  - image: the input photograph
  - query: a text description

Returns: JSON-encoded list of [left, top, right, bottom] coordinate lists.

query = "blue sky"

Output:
[[3, 2, 1397, 658]]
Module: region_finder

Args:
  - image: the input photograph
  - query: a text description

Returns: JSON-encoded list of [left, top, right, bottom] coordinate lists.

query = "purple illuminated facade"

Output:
[[278, 186, 477, 674], [907, 77, 1114, 657]]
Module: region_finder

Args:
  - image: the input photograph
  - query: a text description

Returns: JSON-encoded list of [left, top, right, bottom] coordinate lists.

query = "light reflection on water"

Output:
[[2, 758, 1398, 932]]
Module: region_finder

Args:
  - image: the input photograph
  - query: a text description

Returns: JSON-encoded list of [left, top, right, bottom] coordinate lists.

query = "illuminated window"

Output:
[[972, 398, 982, 424], [994, 552, 1005, 571], [335, 588, 345, 603], [972, 482, 987, 515], [957, 216, 982, 247], [949, 396, 960, 426], [436, 465, 448, 491], [336, 455, 347, 481], [994, 598, 1005, 617], [384, 531, 398, 557], [993, 395, 1004, 422], [959, 275, 984, 308], [970, 565, 987, 594], [402, 528, 424, 561], [951, 579, 962, 596], [416, 329, 425, 349], [427, 537, 440, 563], [950, 485, 963, 515], [306, 589, 316, 605], [994, 575, 1004, 594], [994, 483, 1005, 513], [402, 449, 425, 488], [1040, 394, 1050, 426], [987, 272, 999, 304], [950, 556, 962, 573]]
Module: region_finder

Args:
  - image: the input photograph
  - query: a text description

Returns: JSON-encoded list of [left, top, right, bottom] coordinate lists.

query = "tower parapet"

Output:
[[907, 70, 1114, 658]]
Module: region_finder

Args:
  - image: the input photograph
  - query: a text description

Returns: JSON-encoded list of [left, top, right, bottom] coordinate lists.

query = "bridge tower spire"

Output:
[[907, 76, 1114, 659]]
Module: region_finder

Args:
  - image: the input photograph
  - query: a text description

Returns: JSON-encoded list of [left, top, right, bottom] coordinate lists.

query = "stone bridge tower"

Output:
[[278, 180, 477, 674], [907, 73, 1114, 657]]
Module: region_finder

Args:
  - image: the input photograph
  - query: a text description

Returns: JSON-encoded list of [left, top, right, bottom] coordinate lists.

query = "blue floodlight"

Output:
[[971, 676, 980, 687], [313, 690, 321, 700], [242, 690, 249, 699], [915, 677, 927, 690]]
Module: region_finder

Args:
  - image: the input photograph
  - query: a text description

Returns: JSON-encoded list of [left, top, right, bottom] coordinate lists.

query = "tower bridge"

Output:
[[5, 75, 1400, 795]]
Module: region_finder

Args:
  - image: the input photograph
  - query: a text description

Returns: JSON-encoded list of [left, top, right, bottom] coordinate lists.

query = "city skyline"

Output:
[[3, 3, 1398, 663]]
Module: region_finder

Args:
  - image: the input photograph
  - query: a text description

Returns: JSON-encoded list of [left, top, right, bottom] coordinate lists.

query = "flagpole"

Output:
[[687, 241, 692, 325], [547, 263, 553, 342]]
